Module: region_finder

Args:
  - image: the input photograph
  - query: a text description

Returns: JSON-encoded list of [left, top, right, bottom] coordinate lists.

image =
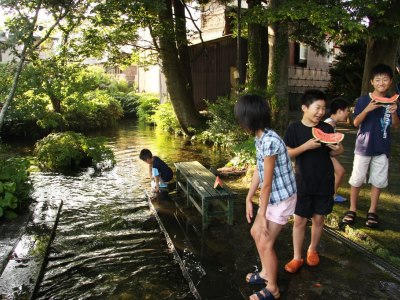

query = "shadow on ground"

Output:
[[150, 187, 400, 300]]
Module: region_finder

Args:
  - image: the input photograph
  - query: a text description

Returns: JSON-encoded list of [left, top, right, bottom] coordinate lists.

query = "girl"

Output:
[[234, 94, 297, 300]]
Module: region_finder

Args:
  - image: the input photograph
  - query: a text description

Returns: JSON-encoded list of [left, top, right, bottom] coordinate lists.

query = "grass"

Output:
[[228, 124, 400, 269], [326, 125, 400, 268]]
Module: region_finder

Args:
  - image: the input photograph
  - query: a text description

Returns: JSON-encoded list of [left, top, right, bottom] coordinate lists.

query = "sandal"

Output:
[[284, 258, 304, 273], [365, 212, 379, 228], [342, 210, 356, 224], [307, 250, 320, 266], [246, 272, 267, 285], [249, 287, 280, 300]]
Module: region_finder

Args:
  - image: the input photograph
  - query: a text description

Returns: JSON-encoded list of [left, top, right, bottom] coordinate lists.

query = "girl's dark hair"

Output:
[[301, 89, 327, 107], [330, 97, 350, 114], [234, 94, 271, 134], [370, 63, 393, 80]]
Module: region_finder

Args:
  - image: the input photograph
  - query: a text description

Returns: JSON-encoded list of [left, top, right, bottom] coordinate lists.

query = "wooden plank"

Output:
[[176, 161, 234, 198], [188, 162, 235, 197], [175, 162, 214, 199]]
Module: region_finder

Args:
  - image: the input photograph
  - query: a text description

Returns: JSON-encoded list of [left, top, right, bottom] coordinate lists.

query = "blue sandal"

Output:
[[246, 272, 267, 285], [251, 288, 280, 300]]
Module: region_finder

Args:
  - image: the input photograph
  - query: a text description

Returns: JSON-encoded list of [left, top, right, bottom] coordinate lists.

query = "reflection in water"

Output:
[[33, 120, 230, 299]]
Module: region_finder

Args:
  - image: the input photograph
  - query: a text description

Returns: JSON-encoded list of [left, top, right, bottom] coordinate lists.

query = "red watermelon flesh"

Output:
[[369, 93, 399, 104], [312, 127, 344, 144]]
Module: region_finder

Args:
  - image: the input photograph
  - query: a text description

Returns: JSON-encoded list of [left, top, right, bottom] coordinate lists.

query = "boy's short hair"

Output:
[[139, 149, 152, 161], [234, 94, 271, 134], [370, 64, 393, 80], [330, 97, 350, 114], [301, 89, 327, 107]]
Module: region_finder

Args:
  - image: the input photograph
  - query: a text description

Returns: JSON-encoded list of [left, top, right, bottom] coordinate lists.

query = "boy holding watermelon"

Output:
[[342, 64, 400, 228], [283, 89, 343, 274], [235, 94, 297, 300]]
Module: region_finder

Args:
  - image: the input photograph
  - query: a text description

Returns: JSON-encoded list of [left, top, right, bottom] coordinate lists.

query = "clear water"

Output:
[[31, 120, 230, 299]]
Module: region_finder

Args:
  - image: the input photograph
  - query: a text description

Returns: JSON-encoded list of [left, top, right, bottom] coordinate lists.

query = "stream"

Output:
[[29, 120, 230, 299]]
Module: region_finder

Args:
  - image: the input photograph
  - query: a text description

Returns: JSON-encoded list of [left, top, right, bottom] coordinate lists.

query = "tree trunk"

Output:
[[0, 2, 42, 138], [154, 0, 201, 136], [361, 37, 400, 96], [173, 0, 193, 91], [268, 0, 290, 134], [246, 0, 268, 94], [0, 47, 28, 137]]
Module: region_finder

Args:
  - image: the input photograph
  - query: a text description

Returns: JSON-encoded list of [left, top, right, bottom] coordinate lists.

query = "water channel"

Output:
[[27, 120, 230, 299], [8, 119, 400, 299]]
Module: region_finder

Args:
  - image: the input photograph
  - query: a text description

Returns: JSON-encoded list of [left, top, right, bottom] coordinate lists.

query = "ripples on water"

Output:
[[32, 121, 228, 300]]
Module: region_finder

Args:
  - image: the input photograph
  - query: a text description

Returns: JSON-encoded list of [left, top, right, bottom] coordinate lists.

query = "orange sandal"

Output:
[[307, 250, 320, 266], [284, 258, 304, 273]]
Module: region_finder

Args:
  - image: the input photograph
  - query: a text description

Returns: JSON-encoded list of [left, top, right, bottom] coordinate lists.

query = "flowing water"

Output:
[[29, 120, 230, 299], [9, 121, 400, 300]]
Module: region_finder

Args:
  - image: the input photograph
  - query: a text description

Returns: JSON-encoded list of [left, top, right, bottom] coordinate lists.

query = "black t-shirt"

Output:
[[284, 121, 334, 196], [153, 156, 173, 182]]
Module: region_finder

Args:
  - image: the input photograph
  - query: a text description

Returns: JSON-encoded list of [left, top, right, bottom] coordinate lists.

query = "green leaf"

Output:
[[3, 182, 16, 193], [0, 196, 7, 207], [4, 192, 17, 209], [4, 210, 18, 220]]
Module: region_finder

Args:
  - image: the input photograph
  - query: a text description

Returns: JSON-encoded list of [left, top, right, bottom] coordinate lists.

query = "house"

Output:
[[134, 0, 336, 110], [0, 30, 60, 62]]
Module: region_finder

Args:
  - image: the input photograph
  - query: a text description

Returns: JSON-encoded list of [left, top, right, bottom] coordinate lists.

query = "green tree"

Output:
[[270, 0, 400, 97], [0, 0, 81, 136], [152, 0, 201, 134], [267, 0, 289, 134], [354, 0, 400, 95], [87, 0, 202, 135], [327, 41, 366, 103], [246, 0, 268, 94]]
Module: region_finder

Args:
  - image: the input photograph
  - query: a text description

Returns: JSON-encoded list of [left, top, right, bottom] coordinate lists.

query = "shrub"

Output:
[[3, 90, 64, 138], [71, 65, 112, 93], [107, 78, 131, 93], [0, 63, 126, 138], [0, 145, 31, 219], [134, 93, 160, 124], [110, 91, 139, 117], [34, 132, 115, 172], [198, 96, 246, 147], [63, 90, 123, 131], [227, 138, 256, 168], [152, 101, 183, 134]]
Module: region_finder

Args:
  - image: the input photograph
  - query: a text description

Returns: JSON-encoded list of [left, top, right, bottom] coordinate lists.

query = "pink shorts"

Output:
[[260, 193, 297, 225]]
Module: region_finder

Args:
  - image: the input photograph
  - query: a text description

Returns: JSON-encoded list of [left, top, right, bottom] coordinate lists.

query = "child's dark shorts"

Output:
[[294, 194, 334, 218]]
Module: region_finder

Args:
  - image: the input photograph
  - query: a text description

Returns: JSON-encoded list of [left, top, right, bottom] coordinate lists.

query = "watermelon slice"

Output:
[[214, 176, 224, 189], [312, 127, 344, 144], [369, 93, 399, 105]]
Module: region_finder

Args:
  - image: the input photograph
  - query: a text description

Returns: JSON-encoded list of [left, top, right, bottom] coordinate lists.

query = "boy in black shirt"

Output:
[[139, 149, 173, 192], [283, 90, 343, 273]]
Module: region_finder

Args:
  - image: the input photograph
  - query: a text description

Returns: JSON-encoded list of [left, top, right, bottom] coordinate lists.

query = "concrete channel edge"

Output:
[[0, 198, 63, 300]]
